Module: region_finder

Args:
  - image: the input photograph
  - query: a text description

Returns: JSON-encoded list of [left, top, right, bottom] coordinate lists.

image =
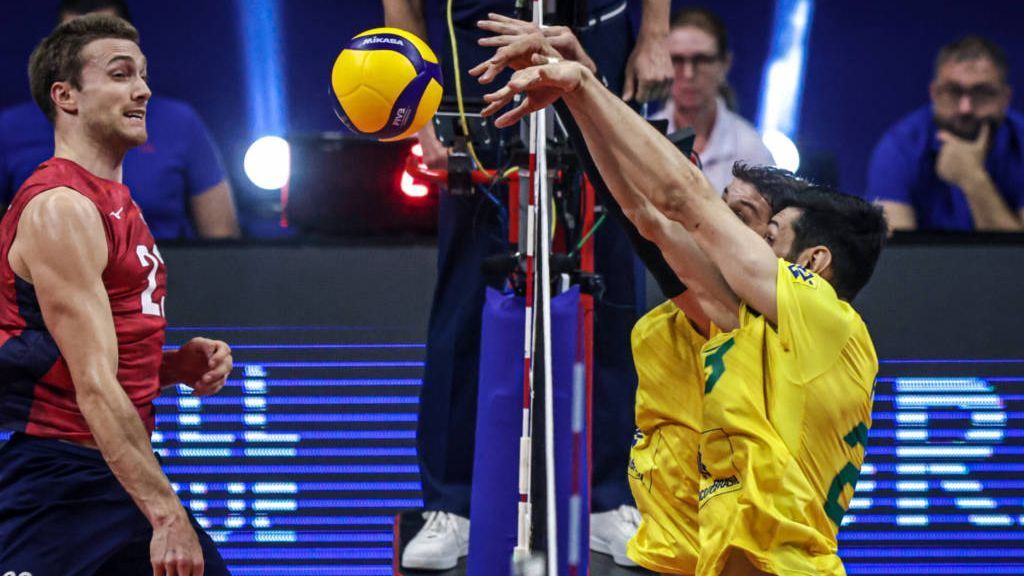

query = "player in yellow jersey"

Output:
[[474, 35, 887, 576], [625, 164, 808, 575]]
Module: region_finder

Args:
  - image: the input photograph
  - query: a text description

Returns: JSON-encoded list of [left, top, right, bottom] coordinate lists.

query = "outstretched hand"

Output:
[[481, 53, 589, 128], [475, 13, 597, 76], [164, 337, 232, 396], [470, 29, 561, 85]]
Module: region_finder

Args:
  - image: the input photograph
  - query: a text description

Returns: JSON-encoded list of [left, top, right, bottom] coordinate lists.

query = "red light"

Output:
[[401, 142, 430, 198], [401, 170, 429, 198]]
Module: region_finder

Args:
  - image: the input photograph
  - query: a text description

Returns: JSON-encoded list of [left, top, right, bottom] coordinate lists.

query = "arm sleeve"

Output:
[[553, 100, 687, 299], [180, 105, 227, 197], [774, 259, 857, 381], [865, 129, 916, 204]]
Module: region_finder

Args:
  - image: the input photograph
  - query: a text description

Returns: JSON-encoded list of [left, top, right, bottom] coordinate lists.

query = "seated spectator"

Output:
[[866, 36, 1024, 232], [0, 0, 240, 239], [652, 7, 774, 193]]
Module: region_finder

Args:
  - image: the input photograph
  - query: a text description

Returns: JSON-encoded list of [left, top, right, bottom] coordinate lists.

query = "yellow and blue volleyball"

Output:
[[330, 27, 443, 141]]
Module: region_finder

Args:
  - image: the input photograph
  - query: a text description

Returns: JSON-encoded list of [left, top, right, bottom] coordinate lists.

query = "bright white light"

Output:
[[244, 136, 290, 190], [762, 130, 800, 172]]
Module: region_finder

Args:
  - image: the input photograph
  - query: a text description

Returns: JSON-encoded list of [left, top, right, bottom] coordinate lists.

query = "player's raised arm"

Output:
[[473, 31, 743, 330], [481, 53, 781, 323], [9, 188, 204, 576]]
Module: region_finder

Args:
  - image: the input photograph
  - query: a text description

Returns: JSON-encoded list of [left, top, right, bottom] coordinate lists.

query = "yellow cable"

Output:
[[551, 196, 557, 239], [446, 0, 487, 172]]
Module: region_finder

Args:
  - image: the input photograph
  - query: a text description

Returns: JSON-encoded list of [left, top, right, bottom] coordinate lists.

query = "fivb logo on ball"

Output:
[[330, 27, 443, 142]]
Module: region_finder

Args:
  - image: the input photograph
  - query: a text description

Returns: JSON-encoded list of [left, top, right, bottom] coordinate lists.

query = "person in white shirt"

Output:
[[653, 7, 774, 192]]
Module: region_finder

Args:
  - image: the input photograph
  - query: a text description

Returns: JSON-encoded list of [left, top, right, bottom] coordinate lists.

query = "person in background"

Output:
[[0, 0, 240, 239], [866, 35, 1024, 231], [652, 7, 774, 193]]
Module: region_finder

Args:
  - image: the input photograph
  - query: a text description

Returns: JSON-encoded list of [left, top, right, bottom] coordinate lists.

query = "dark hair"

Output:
[[58, 0, 131, 24], [670, 7, 728, 57], [29, 13, 139, 122], [775, 188, 887, 301], [731, 162, 811, 213], [935, 35, 1009, 83]]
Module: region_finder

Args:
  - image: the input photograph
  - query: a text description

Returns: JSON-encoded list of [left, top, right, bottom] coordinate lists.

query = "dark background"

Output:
[[3, 0, 1024, 230], [160, 240, 1024, 358]]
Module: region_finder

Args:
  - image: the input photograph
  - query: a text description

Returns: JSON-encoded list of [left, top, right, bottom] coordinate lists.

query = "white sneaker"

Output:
[[401, 511, 470, 571], [590, 505, 641, 567]]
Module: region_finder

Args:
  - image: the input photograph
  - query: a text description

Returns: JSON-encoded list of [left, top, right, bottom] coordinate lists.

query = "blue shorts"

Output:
[[0, 433, 229, 575]]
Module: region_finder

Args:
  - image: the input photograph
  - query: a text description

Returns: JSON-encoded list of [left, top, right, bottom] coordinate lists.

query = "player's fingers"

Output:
[[468, 60, 489, 77], [494, 98, 534, 128], [481, 96, 512, 118], [206, 341, 230, 368], [478, 19, 529, 36], [488, 12, 524, 25], [476, 19, 507, 33], [481, 88, 514, 116], [530, 53, 553, 66], [478, 34, 514, 47], [176, 555, 191, 576], [507, 68, 543, 93], [202, 359, 231, 384]]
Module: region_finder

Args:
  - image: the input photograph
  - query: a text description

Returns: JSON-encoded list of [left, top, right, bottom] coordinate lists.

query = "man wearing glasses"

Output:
[[867, 36, 1024, 231], [652, 7, 774, 193]]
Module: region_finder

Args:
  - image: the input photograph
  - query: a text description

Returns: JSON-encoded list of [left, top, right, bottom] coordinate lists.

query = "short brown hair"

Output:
[[935, 35, 1009, 84], [670, 7, 729, 57], [29, 13, 139, 122]]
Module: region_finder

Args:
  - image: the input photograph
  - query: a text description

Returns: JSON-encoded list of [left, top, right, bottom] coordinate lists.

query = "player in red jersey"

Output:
[[0, 14, 232, 576]]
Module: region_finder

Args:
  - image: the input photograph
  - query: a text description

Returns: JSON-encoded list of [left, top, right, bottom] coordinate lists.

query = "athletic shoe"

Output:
[[590, 505, 641, 567], [401, 511, 470, 571]]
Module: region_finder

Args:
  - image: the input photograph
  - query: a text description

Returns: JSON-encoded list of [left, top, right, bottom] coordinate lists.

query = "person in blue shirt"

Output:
[[866, 36, 1024, 232], [0, 0, 240, 240]]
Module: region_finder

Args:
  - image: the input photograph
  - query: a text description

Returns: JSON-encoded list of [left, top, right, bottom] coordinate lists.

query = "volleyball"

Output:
[[330, 27, 444, 142]]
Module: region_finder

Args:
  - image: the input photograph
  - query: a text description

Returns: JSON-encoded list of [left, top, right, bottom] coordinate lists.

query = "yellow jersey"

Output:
[[696, 259, 877, 576], [627, 299, 707, 575]]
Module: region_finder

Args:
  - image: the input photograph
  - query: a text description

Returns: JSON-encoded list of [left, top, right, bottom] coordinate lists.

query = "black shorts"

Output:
[[0, 433, 229, 576]]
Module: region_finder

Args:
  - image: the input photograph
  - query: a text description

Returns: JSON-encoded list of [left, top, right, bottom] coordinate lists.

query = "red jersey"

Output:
[[0, 158, 167, 442]]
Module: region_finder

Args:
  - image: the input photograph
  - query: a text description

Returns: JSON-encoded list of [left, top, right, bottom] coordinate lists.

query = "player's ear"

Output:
[[51, 81, 77, 116], [804, 245, 832, 276]]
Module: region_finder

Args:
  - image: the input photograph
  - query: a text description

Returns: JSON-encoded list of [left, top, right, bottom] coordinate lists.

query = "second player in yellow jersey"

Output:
[[696, 260, 877, 576], [627, 300, 710, 575]]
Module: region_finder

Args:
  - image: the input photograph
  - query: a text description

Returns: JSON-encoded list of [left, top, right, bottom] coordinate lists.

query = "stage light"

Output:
[[762, 130, 800, 173], [757, 0, 814, 151], [244, 136, 291, 190], [401, 143, 429, 198]]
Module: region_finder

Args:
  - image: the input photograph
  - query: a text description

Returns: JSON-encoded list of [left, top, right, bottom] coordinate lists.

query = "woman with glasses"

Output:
[[652, 7, 775, 193]]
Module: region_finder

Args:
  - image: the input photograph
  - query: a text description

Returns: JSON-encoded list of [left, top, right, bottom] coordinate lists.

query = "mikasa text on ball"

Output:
[[331, 27, 443, 141]]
